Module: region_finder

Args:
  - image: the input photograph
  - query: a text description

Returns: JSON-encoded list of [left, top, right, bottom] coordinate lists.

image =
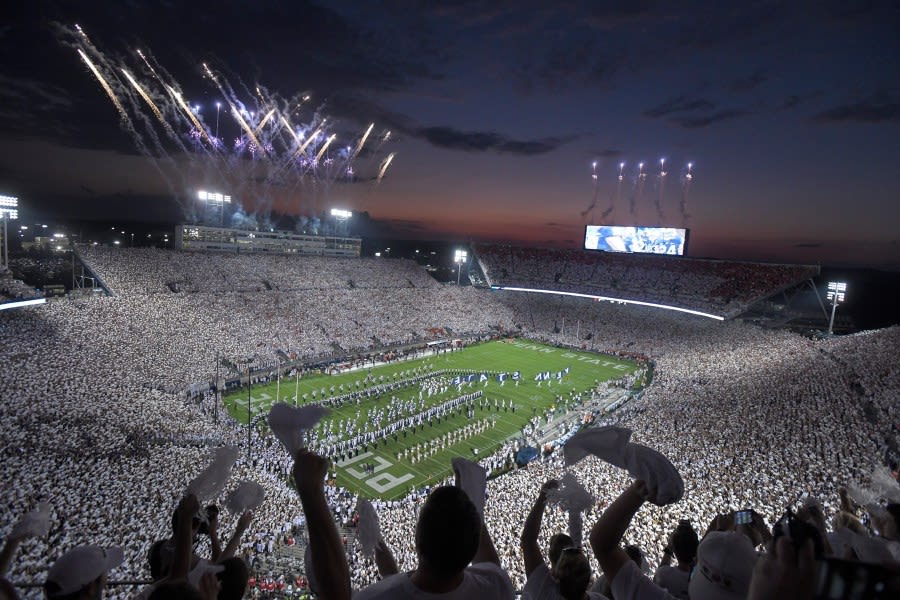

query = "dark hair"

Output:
[[148, 580, 204, 600], [43, 576, 101, 600], [415, 486, 481, 578], [548, 533, 575, 566], [671, 522, 699, 563], [555, 549, 591, 600], [624, 544, 643, 566], [217, 557, 250, 600]]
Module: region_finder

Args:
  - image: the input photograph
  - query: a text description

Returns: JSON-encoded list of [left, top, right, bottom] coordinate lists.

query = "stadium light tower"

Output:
[[0, 195, 19, 269], [454, 249, 468, 285], [198, 190, 231, 226], [330, 208, 352, 236], [826, 281, 847, 335]]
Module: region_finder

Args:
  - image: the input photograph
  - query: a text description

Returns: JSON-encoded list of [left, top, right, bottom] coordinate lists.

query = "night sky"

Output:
[[1, 1, 898, 268]]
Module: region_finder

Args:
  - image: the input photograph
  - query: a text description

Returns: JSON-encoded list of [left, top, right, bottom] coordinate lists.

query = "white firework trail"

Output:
[[377, 152, 396, 183]]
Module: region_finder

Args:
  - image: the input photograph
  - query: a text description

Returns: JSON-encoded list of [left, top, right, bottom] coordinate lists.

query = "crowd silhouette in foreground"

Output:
[[3, 443, 898, 599]]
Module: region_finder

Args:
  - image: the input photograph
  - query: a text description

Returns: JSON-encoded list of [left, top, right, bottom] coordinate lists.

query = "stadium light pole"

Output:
[[0, 196, 19, 270], [330, 208, 352, 236], [198, 190, 232, 227], [826, 281, 847, 336], [454, 249, 468, 285]]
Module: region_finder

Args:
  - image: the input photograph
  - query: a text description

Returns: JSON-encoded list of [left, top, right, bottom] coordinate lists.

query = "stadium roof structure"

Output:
[[470, 243, 820, 321]]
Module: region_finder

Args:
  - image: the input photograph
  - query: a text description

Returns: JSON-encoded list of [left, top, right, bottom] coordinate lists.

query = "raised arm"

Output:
[[219, 511, 253, 562], [521, 480, 558, 576], [453, 462, 501, 567], [206, 508, 223, 562], [473, 520, 502, 566], [374, 539, 399, 578], [293, 449, 351, 600], [0, 536, 22, 577], [171, 494, 201, 580], [588, 480, 649, 585]]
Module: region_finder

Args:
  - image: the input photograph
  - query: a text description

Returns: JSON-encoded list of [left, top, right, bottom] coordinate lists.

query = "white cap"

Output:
[[46, 545, 123, 596]]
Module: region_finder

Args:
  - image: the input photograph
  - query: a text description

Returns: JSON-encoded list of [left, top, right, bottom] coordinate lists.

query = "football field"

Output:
[[224, 339, 639, 499]]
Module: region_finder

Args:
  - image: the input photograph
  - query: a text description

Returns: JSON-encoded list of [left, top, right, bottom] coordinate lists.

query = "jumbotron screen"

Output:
[[584, 225, 688, 255]]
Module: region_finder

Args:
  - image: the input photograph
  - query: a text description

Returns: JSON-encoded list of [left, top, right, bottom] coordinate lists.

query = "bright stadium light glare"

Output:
[[0, 195, 19, 268], [826, 281, 848, 335], [198, 190, 231, 203], [826, 281, 847, 304], [198, 189, 232, 227], [454, 249, 468, 285], [330, 208, 352, 219]]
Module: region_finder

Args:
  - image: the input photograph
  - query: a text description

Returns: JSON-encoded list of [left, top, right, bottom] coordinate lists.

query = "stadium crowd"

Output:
[[0, 267, 40, 303], [474, 243, 818, 319], [0, 247, 897, 599]]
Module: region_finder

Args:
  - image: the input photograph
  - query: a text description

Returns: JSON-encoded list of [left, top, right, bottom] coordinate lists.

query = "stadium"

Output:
[[1, 237, 898, 598], [1, 4, 899, 599]]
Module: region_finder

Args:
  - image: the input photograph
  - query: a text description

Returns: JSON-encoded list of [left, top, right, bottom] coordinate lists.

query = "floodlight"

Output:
[[454, 249, 468, 284], [0, 195, 18, 268], [198, 190, 231, 203], [330, 208, 352, 219], [0, 195, 18, 220], [826, 281, 848, 335], [826, 281, 847, 304]]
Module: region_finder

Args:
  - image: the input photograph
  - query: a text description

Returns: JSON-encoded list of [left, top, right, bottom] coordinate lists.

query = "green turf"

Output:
[[223, 339, 639, 499]]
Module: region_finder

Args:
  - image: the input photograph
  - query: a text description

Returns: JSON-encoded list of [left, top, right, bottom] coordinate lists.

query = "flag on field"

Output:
[[466, 374, 476, 382], [496, 373, 507, 382], [512, 371, 521, 381], [478, 373, 489, 382], [452, 376, 462, 385]]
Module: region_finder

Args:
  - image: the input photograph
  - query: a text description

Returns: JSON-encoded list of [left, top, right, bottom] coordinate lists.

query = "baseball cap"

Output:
[[688, 532, 757, 600], [45, 545, 124, 597]]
